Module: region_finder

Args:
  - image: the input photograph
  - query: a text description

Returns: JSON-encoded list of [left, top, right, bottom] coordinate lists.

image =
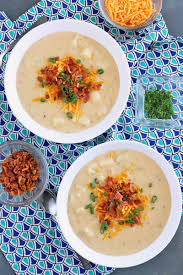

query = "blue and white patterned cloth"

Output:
[[0, 1, 183, 274]]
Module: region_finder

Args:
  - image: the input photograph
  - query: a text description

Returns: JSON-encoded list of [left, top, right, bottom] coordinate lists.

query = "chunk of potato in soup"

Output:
[[16, 32, 120, 133], [68, 149, 171, 256]]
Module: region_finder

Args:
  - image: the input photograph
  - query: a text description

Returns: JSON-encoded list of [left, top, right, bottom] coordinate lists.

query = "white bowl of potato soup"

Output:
[[56, 140, 182, 268], [5, 19, 131, 144]]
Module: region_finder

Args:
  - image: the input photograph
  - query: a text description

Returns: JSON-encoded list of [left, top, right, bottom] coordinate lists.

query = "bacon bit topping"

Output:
[[0, 151, 39, 196], [33, 55, 104, 120], [84, 169, 149, 240]]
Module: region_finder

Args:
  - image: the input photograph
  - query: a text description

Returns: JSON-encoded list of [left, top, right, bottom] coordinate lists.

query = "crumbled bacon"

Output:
[[0, 151, 39, 196], [90, 83, 102, 90], [34, 56, 104, 118], [114, 192, 122, 200], [37, 76, 43, 82], [85, 167, 149, 240]]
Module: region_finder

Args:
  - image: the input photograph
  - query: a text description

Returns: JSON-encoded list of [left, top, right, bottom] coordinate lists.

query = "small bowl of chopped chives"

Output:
[[135, 75, 183, 129]]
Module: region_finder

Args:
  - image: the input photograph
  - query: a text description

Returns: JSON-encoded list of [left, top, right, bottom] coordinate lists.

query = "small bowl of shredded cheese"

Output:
[[99, 0, 162, 30]]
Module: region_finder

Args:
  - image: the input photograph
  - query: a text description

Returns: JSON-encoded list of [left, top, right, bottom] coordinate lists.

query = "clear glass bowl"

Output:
[[0, 140, 48, 206], [135, 75, 183, 129], [99, 0, 162, 31]]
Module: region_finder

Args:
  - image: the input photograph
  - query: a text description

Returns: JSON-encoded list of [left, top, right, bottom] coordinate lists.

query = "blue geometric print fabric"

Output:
[[0, 0, 183, 274]]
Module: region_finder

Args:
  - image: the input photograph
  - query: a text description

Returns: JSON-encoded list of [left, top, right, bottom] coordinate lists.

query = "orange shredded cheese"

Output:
[[22, 167, 28, 172], [105, 0, 156, 28], [85, 168, 150, 240], [33, 55, 104, 119], [109, 150, 114, 160], [91, 52, 94, 60], [32, 97, 44, 102], [129, 168, 134, 174]]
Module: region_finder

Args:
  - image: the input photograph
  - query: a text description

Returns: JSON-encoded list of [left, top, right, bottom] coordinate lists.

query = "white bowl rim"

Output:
[[4, 19, 131, 144], [56, 140, 182, 268]]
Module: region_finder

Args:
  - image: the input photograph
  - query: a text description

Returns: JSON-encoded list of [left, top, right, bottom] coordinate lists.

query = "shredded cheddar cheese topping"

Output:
[[105, 0, 156, 28], [33, 55, 104, 120], [85, 168, 149, 240], [109, 150, 114, 160]]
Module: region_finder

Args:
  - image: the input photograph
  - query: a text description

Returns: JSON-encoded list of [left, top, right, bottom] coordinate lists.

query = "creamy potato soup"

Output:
[[16, 32, 120, 133], [68, 149, 171, 256]]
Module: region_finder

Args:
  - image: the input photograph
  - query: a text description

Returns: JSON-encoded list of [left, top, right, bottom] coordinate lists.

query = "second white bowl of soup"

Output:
[[5, 19, 131, 143], [56, 140, 182, 267]]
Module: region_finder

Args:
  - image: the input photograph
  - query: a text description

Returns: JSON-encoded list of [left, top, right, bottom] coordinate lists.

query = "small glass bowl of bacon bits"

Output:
[[0, 140, 48, 206], [99, 0, 162, 31]]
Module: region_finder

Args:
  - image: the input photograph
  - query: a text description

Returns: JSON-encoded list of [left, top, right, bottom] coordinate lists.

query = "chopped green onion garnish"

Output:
[[104, 192, 107, 196], [63, 87, 78, 104], [60, 84, 66, 92], [90, 192, 97, 202], [94, 178, 99, 184], [84, 203, 92, 209], [151, 195, 158, 203], [59, 71, 67, 80], [149, 183, 152, 188], [144, 88, 174, 119], [117, 185, 120, 190], [140, 188, 143, 193], [40, 98, 46, 102], [132, 209, 139, 216], [97, 68, 104, 75], [100, 221, 108, 234], [66, 112, 73, 119], [89, 178, 99, 190], [48, 57, 56, 63], [90, 207, 94, 215], [59, 71, 65, 76], [76, 77, 82, 83], [125, 219, 135, 224], [90, 182, 96, 189], [66, 78, 73, 84], [42, 81, 45, 88], [76, 59, 81, 64]]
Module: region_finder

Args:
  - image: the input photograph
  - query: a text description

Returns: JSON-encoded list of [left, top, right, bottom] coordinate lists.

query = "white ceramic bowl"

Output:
[[56, 140, 182, 268], [5, 19, 131, 144]]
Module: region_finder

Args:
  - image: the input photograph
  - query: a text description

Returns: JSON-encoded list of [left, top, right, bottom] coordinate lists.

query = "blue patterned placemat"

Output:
[[0, 1, 183, 274]]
